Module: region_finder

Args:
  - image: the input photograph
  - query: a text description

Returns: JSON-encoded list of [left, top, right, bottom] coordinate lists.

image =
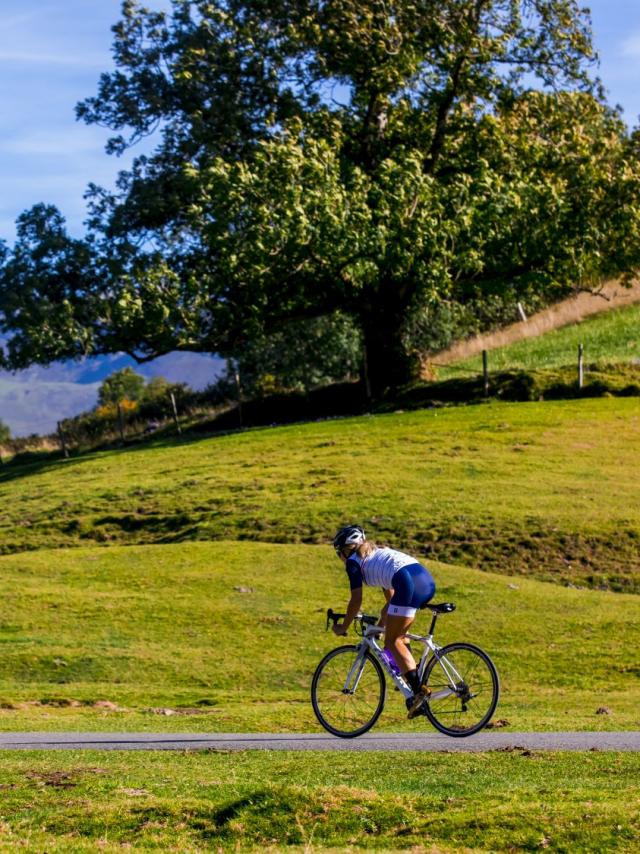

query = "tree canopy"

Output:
[[98, 367, 146, 405], [1, 0, 640, 394]]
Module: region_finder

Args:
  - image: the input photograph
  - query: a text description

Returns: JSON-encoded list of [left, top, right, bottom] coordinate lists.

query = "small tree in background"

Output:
[[98, 367, 145, 406], [142, 376, 172, 401], [139, 376, 191, 420], [0, 418, 10, 462]]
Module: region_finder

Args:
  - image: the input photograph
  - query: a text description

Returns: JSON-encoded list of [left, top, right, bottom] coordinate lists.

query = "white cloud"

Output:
[[0, 128, 108, 157], [621, 32, 640, 58], [0, 376, 100, 437], [0, 50, 105, 68]]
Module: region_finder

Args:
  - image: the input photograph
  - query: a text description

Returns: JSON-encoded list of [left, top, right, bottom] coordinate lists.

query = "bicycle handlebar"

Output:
[[326, 608, 379, 632]]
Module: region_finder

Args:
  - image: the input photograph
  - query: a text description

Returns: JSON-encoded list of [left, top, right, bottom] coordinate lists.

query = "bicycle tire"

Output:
[[422, 642, 499, 737], [311, 645, 386, 738]]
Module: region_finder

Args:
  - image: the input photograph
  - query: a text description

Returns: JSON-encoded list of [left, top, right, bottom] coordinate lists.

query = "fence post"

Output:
[[234, 366, 243, 428], [482, 350, 489, 398], [170, 392, 182, 435], [517, 302, 528, 322], [57, 421, 69, 458], [578, 343, 584, 389], [362, 347, 372, 404], [117, 402, 125, 443]]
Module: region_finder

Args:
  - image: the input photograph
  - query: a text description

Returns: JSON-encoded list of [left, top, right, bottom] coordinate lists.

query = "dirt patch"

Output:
[[25, 767, 109, 789], [92, 700, 127, 711], [144, 706, 217, 716], [26, 771, 79, 788], [0, 699, 129, 712], [486, 719, 511, 729], [421, 278, 640, 373]]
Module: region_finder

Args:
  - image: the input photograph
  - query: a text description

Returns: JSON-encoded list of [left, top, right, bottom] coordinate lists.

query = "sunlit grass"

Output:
[[0, 750, 637, 852], [1, 397, 639, 590], [0, 541, 638, 733], [437, 301, 640, 377]]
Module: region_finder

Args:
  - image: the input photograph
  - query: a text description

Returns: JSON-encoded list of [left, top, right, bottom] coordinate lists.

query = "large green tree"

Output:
[[2, 0, 640, 394]]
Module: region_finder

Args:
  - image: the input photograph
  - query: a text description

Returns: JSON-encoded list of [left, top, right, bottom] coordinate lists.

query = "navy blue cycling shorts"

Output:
[[388, 563, 436, 618]]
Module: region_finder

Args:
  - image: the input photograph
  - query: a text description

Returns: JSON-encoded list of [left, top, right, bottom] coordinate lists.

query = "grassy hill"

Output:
[[1, 397, 639, 591], [0, 540, 638, 733], [1, 396, 639, 851], [437, 301, 640, 379]]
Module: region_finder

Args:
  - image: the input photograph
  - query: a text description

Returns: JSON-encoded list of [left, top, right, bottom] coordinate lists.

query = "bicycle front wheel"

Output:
[[422, 642, 499, 737], [311, 645, 386, 738]]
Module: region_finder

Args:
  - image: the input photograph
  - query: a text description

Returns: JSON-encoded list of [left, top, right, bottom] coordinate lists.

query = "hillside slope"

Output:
[[0, 541, 638, 732], [0, 398, 638, 590], [435, 301, 640, 379], [423, 277, 640, 373]]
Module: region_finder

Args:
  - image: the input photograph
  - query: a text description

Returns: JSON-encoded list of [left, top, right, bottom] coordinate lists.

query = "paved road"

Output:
[[0, 732, 639, 751]]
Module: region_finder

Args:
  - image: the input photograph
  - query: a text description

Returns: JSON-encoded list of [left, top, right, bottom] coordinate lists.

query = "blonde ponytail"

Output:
[[356, 540, 377, 559]]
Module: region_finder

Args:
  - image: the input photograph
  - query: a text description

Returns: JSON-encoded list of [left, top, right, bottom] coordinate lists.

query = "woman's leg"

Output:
[[387, 614, 426, 716], [385, 614, 416, 673]]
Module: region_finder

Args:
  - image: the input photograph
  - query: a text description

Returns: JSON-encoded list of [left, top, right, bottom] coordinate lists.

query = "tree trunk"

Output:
[[360, 307, 415, 399]]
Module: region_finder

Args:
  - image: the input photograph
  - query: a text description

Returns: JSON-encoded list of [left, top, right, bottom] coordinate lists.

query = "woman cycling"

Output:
[[331, 524, 436, 718]]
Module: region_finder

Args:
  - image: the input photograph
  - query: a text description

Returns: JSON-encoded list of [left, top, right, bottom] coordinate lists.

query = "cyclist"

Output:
[[331, 524, 436, 718]]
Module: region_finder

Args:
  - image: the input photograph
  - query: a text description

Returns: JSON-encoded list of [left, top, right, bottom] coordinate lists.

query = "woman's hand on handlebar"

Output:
[[332, 622, 348, 636]]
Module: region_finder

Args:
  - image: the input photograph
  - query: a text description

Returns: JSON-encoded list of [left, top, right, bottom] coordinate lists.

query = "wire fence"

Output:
[[426, 344, 592, 396]]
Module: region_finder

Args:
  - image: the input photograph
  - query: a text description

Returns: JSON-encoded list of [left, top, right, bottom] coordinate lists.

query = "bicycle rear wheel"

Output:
[[422, 642, 499, 737], [311, 645, 385, 738]]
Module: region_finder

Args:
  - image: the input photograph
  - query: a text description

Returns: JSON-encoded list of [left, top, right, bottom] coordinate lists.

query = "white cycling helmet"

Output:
[[333, 524, 365, 554]]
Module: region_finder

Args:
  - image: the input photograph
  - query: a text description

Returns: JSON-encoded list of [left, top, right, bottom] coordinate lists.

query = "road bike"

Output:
[[311, 602, 499, 738]]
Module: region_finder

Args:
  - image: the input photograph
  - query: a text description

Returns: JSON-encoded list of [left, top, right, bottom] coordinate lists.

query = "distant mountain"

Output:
[[0, 376, 101, 437], [0, 351, 224, 437]]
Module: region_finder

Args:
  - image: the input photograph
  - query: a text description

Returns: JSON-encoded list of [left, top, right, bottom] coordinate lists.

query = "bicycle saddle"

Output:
[[423, 602, 456, 614]]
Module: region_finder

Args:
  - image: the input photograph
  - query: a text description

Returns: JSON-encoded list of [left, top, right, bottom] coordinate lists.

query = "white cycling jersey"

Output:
[[346, 546, 418, 589]]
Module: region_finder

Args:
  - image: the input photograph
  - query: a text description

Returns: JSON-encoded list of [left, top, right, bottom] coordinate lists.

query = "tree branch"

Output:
[[424, 0, 490, 176]]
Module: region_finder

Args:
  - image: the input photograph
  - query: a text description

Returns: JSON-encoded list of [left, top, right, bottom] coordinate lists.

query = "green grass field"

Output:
[[2, 396, 639, 851], [0, 541, 638, 733], [1, 397, 639, 590], [0, 750, 637, 852], [437, 302, 640, 379]]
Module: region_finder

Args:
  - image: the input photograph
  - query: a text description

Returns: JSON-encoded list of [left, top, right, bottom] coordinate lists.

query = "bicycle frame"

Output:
[[344, 623, 463, 703]]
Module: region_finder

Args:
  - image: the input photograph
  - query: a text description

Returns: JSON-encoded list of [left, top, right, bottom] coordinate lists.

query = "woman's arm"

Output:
[[333, 587, 363, 636]]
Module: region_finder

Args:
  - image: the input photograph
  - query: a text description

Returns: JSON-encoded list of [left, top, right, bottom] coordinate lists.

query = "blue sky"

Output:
[[1, 1, 640, 242]]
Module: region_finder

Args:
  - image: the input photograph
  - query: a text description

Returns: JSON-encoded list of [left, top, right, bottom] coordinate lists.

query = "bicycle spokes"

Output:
[[423, 643, 499, 737], [311, 646, 386, 738]]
